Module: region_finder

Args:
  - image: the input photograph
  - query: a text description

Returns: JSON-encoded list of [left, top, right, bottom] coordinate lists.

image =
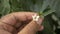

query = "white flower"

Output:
[[32, 14, 40, 21]]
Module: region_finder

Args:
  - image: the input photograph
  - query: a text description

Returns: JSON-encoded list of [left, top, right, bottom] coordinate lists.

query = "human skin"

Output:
[[0, 12, 43, 34]]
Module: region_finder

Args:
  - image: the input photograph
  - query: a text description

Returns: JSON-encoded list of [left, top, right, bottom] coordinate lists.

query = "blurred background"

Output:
[[0, 0, 60, 34]]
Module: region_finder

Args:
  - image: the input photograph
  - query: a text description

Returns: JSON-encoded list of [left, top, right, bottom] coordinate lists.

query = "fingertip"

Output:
[[38, 26, 44, 31]]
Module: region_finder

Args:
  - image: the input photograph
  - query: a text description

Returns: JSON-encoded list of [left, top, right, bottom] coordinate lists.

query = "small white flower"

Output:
[[32, 14, 40, 21]]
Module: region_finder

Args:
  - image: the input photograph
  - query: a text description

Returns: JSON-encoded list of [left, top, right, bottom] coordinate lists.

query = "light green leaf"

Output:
[[43, 10, 55, 17]]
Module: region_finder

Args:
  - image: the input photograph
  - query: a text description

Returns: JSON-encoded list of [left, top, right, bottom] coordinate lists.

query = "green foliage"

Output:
[[0, 0, 60, 34], [0, 0, 10, 16]]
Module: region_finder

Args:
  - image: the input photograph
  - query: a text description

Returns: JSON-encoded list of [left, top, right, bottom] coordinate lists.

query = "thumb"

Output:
[[18, 17, 43, 34]]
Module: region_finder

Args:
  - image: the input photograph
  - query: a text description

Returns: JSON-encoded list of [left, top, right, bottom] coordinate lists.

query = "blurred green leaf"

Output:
[[0, 0, 10, 16], [43, 10, 55, 17], [49, 0, 60, 17]]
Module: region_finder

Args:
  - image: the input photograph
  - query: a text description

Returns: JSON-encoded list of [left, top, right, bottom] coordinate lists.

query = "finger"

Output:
[[0, 12, 37, 27], [17, 23, 27, 32], [17, 18, 43, 34], [17, 14, 44, 32], [38, 25, 44, 31], [0, 12, 37, 33], [12, 12, 37, 28], [12, 12, 37, 21]]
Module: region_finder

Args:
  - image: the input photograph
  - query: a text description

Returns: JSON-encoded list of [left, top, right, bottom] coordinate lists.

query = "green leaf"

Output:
[[42, 10, 55, 17], [40, 0, 49, 13], [0, 0, 10, 16]]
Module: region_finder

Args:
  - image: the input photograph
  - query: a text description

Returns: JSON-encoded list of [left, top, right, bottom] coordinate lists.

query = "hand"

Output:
[[0, 12, 44, 34]]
